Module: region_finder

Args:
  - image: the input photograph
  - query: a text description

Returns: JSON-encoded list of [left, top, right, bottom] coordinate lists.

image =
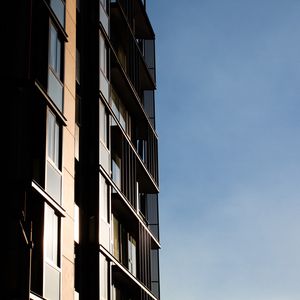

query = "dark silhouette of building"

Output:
[[2, 0, 160, 299]]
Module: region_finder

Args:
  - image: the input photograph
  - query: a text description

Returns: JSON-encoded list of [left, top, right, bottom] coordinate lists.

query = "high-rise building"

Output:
[[3, 0, 160, 299]]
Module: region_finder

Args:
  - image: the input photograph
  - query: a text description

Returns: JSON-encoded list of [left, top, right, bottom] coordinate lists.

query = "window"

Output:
[[47, 109, 60, 167], [99, 32, 107, 78], [49, 23, 62, 79], [50, 0, 65, 28], [99, 31, 109, 100], [112, 215, 136, 275], [99, 100, 110, 173], [44, 204, 61, 300], [112, 154, 121, 189], [137, 139, 147, 163], [128, 235, 136, 276], [110, 88, 131, 136], [48, 23, 64, 111], [46, 109, 62, 204]]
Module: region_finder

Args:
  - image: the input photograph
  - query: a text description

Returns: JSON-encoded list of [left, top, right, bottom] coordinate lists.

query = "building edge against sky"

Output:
[[2, 0, 160, 299]]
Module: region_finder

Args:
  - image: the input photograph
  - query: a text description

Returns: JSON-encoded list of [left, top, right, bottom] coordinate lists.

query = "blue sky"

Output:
[[147, 1, 300, 299]]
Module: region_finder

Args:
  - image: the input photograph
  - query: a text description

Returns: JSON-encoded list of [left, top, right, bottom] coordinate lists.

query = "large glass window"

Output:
[[48, 23, 64, 111]]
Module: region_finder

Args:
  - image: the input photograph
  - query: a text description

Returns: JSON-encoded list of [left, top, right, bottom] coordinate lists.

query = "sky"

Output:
[[147, 1, 300, 299]]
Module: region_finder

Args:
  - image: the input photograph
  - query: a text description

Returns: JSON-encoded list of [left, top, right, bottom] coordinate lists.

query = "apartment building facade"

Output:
[[3, 0, 160, 299]]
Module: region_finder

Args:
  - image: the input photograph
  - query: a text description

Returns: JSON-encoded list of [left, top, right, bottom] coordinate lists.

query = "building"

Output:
[[3, 0, 160, 299]]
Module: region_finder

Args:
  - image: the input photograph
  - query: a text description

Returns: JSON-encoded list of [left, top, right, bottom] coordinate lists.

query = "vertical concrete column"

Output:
[[62, 0, 76, 299]]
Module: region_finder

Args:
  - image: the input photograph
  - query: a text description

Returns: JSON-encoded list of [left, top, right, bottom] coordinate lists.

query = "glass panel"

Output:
[[144, 39, 156, 81], [46, 160, 62, 204], [151, 282, 159, 299], [120, 227, 128, 266], [47, 110, 60, 167], [110, 89, 119, 119], [50, 0, 65, 27], [151, 249, 160, 298], [45, 205, 54, 262], [44, 262, 60, 300], [99, 32, 107, 76], [100, 5, 109, 35], [44, 205, 59, 264], [143, 90, 155, 127], [50, 25, 57, 71], [100, 71, 109, 101], [100, 175, 108, 222], [119, 102, 126, 131], [100, 143, 110, 173], [112, 156, 121, 189], [47, 111, 55, 162], [56, 38, 61, 77], [113, 216, 120, 260], [147, 194, 159, 239], [128, 236, 136, 276], [100, 0, 107, 10], [99, 100, 108, 146], [49, 24, 62, 77], [48, 69, 63, 111]]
